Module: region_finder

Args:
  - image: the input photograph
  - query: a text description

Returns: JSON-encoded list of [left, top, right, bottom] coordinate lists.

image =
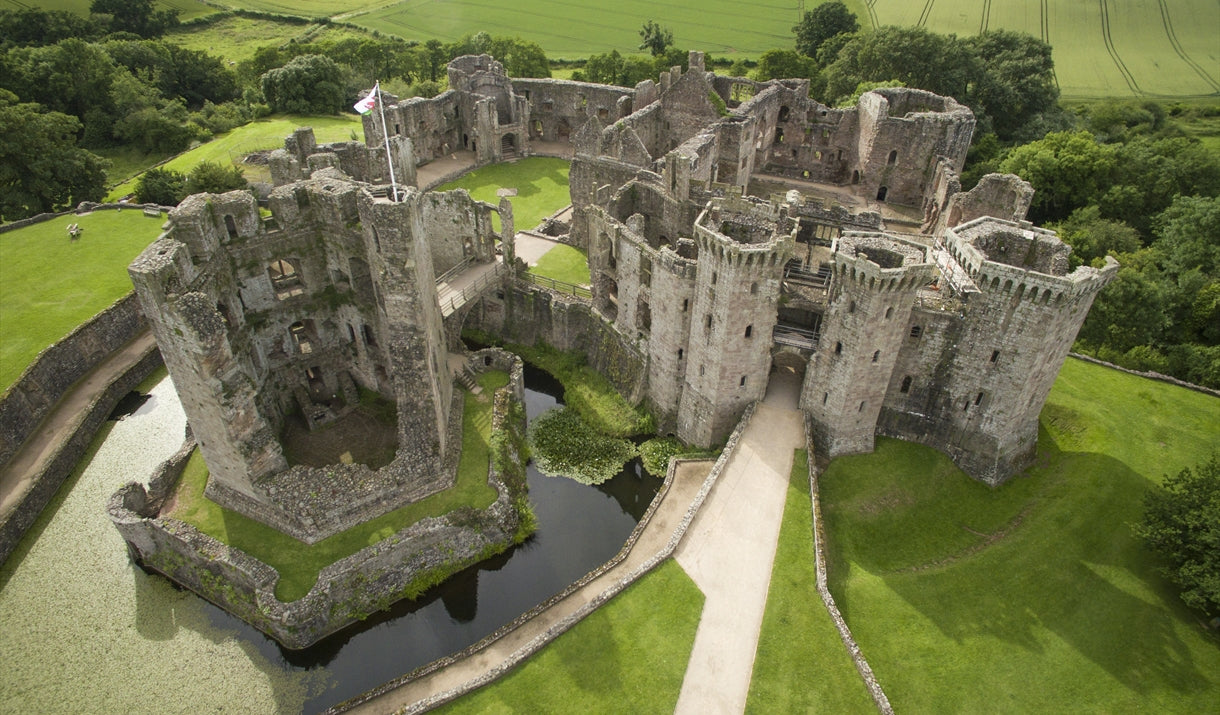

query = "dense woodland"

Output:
[[0, 2, 1216, 387]]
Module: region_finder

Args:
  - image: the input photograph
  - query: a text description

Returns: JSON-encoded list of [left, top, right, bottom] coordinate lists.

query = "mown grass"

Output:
[[435, 157, 571, 233], [0, 208, 167, 392], [169, 370, 508, 602], [105, 113, 363, 200], [528, 243, 590, 286], [746, 448, 875, 714], [820, 357, 1220, 712], [436, 559, 704, 714]]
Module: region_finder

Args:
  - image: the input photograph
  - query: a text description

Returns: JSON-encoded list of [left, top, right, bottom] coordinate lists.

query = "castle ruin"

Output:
[[115, 52, 1115, 645]]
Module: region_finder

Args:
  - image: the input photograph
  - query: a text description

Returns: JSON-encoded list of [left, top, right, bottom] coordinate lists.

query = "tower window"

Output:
[[745, 325, 753, 338], [885, 306, 893, 319], [910, 325, 923, 338], [834, 342, 842, 355], [849, 301, 856, 313], [858, 401, 865, 412], [887, 150, 898, 166], [900, 376, 912, 393], [975, 392, 985, 405], [678, 348, 684, 360], [740, 375, 747, 387], [823, 392, 828, 405], [682, 298, 689, 312], [872, 350, 880, 362], [706, 314, 713, 329], [990, 350, 1000, 363], [750, 282, 759, 295]]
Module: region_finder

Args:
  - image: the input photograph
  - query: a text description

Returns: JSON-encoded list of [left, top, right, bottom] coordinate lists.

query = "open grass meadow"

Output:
[[436, 559, 704, 714], [105, 113, 363, 200], [746, 448, 875, 714], [819, 357, 1220, 712], [168, 370, 508, 601], [867, 0, 1220, 99], [435, 157, 571, 232], [164, 15, 359, 64], [0, 208, 167, 392]]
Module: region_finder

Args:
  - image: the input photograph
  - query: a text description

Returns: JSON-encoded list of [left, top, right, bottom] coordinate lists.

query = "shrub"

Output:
[[528, 407, 637, 485]]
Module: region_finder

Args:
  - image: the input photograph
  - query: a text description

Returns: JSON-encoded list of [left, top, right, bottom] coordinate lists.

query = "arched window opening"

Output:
[[876, 186, 888, 202], [745, 325, 753, 338], [910, 325, 923, 338], [224, 215, 238, 239], [887, 150, 898, 166], [872, 350, 880, 362], [268, 259, 304, 300], [900, 376, 912, 393]]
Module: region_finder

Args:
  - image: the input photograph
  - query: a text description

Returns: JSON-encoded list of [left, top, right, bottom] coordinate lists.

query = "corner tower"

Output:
[[804, 232, 937, 457], [676, 194, 795, 446]]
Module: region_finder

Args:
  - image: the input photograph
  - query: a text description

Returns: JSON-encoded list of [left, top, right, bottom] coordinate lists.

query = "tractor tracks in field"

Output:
[[978, 0, 991, 34], [916, 0, 935, 28], [1098, 0, 1142, 95], [1156, 0, 1220, 93]]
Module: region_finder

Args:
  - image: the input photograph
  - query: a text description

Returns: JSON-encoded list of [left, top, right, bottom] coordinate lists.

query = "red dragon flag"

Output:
[[354, 83, 378, 114]]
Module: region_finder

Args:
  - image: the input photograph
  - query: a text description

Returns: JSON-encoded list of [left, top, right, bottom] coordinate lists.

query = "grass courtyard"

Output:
[[168, 370, 508, 602], [434, 157, 571, 233], [0, 208, 167, 392]]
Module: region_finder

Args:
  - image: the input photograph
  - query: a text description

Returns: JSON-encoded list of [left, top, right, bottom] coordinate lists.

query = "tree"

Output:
[[1050, 206, 1141, 268], [134, 167, 186, 205], [793, 1, 858, 59], [638, 21, 673, 57], [1136, 455, 1220, 618], [822, 26, 977, 105], [0, 9, 100, 47], [754, 49, 818, 83], [260, 54, 346, 115], [962, 30, 1059, 141], [1153, 195, 1220, 277], [0, 92, 107, 221], [90, 0, 177, 39], [998, 130, 1118, 223], [185, 161, 247, 195]]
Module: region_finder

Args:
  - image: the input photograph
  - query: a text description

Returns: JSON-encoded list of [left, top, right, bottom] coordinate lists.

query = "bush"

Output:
[[1136, 455, 1220, 617], [134, 166, 185, 205], [528, 408, 637, 485], [185, 161, 247, 195]]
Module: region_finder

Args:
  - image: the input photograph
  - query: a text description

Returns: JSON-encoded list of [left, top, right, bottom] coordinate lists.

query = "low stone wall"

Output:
[[328, 401, 757, 714], [804, 414, 893, 714], [0, 293, 147, 468], [0, 343, 161, 566], [107, 350, 530, 649], [1067, 353, 1220, 398]]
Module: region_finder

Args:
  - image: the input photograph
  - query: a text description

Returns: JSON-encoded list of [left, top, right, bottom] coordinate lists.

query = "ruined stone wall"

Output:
[[853, 88, 974, 207], [369, 91, 463, 166], [465, 285, 648, 406], [419, 190, 499, 276], [513, 78, 633, 142]]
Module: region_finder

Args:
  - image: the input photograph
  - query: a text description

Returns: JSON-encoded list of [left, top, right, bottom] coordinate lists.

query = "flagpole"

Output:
[[374, 81, 399, 202]]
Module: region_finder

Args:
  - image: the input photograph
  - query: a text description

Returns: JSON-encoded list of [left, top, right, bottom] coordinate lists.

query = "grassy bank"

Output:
[[820, 357, 1220, 712], [528, 243, 590, 286], [105, 113, 362, 199], [169, 370, 508, 601], [437, 559, 703, 713], [0, 208, 167, 391], [745, 449, 875, 713]]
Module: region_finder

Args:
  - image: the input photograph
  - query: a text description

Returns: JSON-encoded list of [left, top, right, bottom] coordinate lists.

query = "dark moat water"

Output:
[[183, 365, 661, 713]]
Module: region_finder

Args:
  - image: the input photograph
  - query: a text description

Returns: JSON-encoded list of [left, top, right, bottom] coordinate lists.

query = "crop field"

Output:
[[9, 0, 215, 21], [165, 16, 343, 64], [867, 0, 1220, 98]]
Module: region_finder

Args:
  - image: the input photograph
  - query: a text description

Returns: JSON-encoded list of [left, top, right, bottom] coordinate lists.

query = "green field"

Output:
[[165, 15, 329, 64], [0, 209, 167, 392], [868, 0, 1220, 98], [105, 113, 362, 200], [820, 357, 1220, 712], [435, 157, 571, 232], [11, 0, 215, 21]]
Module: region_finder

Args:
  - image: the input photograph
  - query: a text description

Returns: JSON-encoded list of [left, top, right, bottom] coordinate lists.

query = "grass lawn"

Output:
[[0, 208, 167, 392], [820, 357, 1220, 712], [168, 370, 508, 602], [528, 244, 590, 286], [436, 559, 704, 714], [105, 113, 363, 200], [745, 449, 875, 714], [434, 157, 570, 233]]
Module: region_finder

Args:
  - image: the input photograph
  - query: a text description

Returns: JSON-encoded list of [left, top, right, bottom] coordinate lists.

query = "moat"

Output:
[[0, 366, 661, 714]]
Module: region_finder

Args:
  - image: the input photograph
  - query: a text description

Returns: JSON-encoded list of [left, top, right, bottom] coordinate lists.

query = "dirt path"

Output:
[[673, 372, 805, 715], [0, 330, 158, 521], [341, 459, 714, 715]]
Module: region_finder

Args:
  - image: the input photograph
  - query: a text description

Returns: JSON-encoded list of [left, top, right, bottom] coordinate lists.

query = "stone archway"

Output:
[[767, 348, 808, 408]]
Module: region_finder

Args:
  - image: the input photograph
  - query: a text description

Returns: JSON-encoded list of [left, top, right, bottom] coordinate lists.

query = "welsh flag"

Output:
[[354, 83, 378, 114]]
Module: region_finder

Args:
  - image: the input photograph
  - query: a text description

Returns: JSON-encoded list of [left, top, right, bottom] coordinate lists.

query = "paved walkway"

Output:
[[674, 370, 806, 715], [344, 459, 715, 715], [513, 232, 563, 265], [0, 330, 158, 522]]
